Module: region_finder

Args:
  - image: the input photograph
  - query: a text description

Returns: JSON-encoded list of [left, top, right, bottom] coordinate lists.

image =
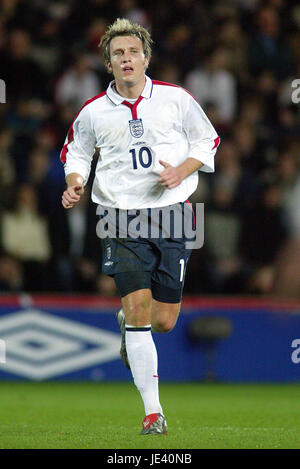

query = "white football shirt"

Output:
[[61, 75, 220, 209]]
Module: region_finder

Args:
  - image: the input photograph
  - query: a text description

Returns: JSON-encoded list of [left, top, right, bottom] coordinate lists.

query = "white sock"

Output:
[[125, 324, 163, 416]]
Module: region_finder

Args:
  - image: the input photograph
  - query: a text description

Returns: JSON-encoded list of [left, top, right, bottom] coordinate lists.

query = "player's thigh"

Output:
[[151, 241, 191, 305], [151, 298, 181, 333], [150, 238, 189, 331], [101, 237, 156, 278]]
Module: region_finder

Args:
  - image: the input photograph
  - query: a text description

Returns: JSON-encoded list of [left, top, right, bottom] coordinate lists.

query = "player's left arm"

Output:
[[159, 89, 220, 189], [158, 158, 203, 189]]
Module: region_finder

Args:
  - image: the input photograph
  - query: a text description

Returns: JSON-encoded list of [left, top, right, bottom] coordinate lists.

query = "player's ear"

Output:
[[144, 57, 150, 70], [106, 60, 113, 74]]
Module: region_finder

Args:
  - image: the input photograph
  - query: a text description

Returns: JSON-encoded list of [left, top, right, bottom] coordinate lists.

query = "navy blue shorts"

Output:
[[100, 202, 195, 303]]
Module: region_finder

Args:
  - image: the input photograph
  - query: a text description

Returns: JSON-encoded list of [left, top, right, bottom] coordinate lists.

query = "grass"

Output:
[[0, 382, 299, 449]]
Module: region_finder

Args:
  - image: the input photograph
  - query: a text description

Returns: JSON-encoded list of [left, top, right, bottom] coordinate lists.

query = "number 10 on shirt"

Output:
[[130, 146, 152, 169]]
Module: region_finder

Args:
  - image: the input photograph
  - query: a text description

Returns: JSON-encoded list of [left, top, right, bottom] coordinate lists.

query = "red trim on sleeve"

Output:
[[60, 91, 106, 164], [212, 136, 220, 150], [60, 126, 74, 164]]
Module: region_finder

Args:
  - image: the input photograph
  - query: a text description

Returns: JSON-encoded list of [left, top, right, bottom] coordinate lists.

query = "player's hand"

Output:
[[158, 160, 183, 189], [62, 185, 84, 209]]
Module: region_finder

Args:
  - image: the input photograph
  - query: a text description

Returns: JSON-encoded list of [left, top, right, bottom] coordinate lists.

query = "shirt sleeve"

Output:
[[60, 104, 96, 185], [182, 89, 220, 173]]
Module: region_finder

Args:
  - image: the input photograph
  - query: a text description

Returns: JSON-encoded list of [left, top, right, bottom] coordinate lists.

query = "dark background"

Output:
[[0, 0, 300, 297]]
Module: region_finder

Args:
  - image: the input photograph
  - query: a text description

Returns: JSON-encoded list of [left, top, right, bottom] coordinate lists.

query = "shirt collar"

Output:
[[106, 75, 153, 105]]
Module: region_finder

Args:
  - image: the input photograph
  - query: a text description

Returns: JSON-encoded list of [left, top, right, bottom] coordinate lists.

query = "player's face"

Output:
[[107, 35, 149, 88]]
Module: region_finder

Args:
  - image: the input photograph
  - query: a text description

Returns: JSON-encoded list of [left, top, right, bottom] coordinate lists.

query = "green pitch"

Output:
[[0, 382, 299, 449]]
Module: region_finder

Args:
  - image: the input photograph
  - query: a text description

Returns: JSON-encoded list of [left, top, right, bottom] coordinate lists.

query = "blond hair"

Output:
[[99, 18, 153, 66]]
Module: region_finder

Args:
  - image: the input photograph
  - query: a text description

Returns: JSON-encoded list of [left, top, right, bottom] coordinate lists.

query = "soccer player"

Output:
[[60, 18, 220, 435]]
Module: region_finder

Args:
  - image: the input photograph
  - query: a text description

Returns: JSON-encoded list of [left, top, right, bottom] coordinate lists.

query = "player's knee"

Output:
[[125, 299, 152, 325], [127, 300, 151, 316]]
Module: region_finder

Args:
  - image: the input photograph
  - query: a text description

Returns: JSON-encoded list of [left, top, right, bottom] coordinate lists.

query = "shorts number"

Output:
[[130, 147, 152, 169], [179, 259, 185, 282]]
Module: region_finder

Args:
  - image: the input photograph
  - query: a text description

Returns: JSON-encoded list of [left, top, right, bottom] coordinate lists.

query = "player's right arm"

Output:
[[62, 173, 84, 209], [60, 103, 96, 209]]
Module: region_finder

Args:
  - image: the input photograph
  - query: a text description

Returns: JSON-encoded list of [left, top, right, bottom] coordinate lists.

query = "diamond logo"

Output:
[[0, 309, 121, 380]]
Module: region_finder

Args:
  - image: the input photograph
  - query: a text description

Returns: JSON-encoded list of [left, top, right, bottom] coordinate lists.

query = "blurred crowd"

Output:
[[0, 0, 300, 297]]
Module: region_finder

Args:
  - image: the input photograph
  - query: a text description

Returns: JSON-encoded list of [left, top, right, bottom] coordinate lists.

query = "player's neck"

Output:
[[114, 76, 146, 100]]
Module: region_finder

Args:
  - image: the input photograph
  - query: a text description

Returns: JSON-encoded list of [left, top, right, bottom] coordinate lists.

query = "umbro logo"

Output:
[[0, 309, 121, 380]]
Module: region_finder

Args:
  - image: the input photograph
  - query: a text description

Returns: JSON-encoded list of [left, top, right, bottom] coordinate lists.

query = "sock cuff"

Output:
[[125, 324, 151, 332]]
